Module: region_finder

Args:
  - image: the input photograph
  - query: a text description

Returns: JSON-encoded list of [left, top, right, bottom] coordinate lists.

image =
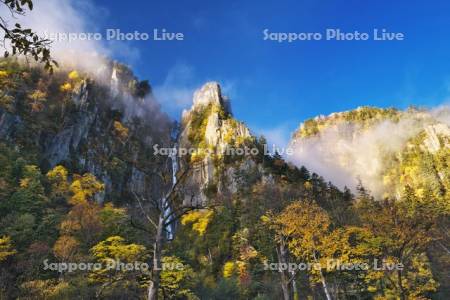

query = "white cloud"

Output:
[[0, 0, 139, 73]]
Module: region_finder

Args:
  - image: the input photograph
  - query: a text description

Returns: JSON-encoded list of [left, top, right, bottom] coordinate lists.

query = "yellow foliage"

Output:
[[69, 173, 104, 204], [239, 245, 258, 261], [60, 200, 102, 243], [415, 188, 425, 198], [0, 236, 16, 262], [275, 201, 331, 258], [60, 218, 81, 234], [260, 214, 271, 224], [190, 149, 206, 163], [28, 90, 47, 112], [113, 121, 129, 142], [99, 203, 127, 226], [0, 70, 9, 78], [223, 261, 236, 278], [236, 260, 247, 277], [181, 210, 214, 235], [90, 236, 146, 263], [17, 165, 42, 190], [19, 178, 31, 188], [53, 235, 79, 261], [158, 256, 197, 299], [29, 90, 46, 101], [102, 202, 126, 214], [68, 70, 79, 80], [235, 136, 246, 146], [304, 181, 313, 190], [47, 165, 68, 183], [20, 280, 71, 299], [60, 82, 72, 92], [223, 129, 234, 144]]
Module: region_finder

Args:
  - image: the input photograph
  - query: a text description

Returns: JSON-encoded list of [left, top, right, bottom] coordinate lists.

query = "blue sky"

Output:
[[34, 0, 450, 145]]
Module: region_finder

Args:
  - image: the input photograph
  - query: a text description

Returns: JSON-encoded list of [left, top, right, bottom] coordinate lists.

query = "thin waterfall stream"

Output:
[[163, 143, 178, 240]]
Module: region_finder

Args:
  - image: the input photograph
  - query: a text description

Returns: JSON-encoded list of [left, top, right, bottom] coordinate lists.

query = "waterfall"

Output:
[[163, 143, 178, 240], [171, 143, 178, 185]]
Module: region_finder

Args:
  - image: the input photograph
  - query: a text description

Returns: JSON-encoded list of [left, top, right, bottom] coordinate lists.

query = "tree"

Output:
[[69, 173, 104, 205], [355, 189, 440, 299], [6, 164, 48, 215], [46, 165, 70, 202], [0, 213, 36, 250], [261, 212, 296, 300], [98, 203, 129, 238], [158, 256, 198, 299], [113, 121, 129, 144], [0, 68, 16, 111], [27, 89, 46, 112], [265, 200, 333, 300], [0, 0, 57, 72], [53, 235, 79, 262], [90, 236, 148, 298], [252, 181, 304, 300], [130, 161, 211, 300], [0, 236, 16, 262], [60, 197, 103, 246], [129, 79, 151, 98], [58, 173, 105, 246], [319, 226, 382, 298]]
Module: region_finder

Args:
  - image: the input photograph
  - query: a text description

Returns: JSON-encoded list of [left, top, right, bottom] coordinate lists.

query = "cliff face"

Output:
[[0, 60, 172, 202], [179, 82, 262, 204], [0, 62, 281, 207], [423, 123, 450, 153]]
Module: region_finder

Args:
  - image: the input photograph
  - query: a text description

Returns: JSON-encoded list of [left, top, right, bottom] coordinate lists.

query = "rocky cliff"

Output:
[[179, 82, 268, 204], [289, 106, 450, 206], [0, 59, 172, 203]]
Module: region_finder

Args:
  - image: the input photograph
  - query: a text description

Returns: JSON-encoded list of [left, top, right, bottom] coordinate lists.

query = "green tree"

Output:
[[6, 165, 48, 215]]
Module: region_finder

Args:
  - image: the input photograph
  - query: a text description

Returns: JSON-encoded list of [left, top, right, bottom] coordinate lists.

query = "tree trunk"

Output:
[[313, 252, 332, 300], [319, 269, 332, 300], [148, 215, 164, 300], [397, 269, 406, 300], [277, 241, 292, 300], [290, 269, 299, 300]]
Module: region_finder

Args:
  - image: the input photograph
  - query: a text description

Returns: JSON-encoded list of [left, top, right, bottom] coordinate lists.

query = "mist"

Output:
[[0, 0, 175, 138], [0, 0, 143, 79], [288, 106, 450, 197]]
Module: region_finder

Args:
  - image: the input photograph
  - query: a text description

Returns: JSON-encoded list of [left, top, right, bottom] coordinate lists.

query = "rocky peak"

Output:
[[180, 82, 254, 205], [181, 82, 250, 150], [191, 82, 231, 114]]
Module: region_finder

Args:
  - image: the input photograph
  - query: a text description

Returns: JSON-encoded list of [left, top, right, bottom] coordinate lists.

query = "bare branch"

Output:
[[132, 191, 158, 229], [129, 217, 154, 236], [162, 165, 191, 209]]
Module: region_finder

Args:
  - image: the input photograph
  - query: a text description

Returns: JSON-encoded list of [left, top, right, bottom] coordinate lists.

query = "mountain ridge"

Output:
[[289, 105, 450, 204]]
